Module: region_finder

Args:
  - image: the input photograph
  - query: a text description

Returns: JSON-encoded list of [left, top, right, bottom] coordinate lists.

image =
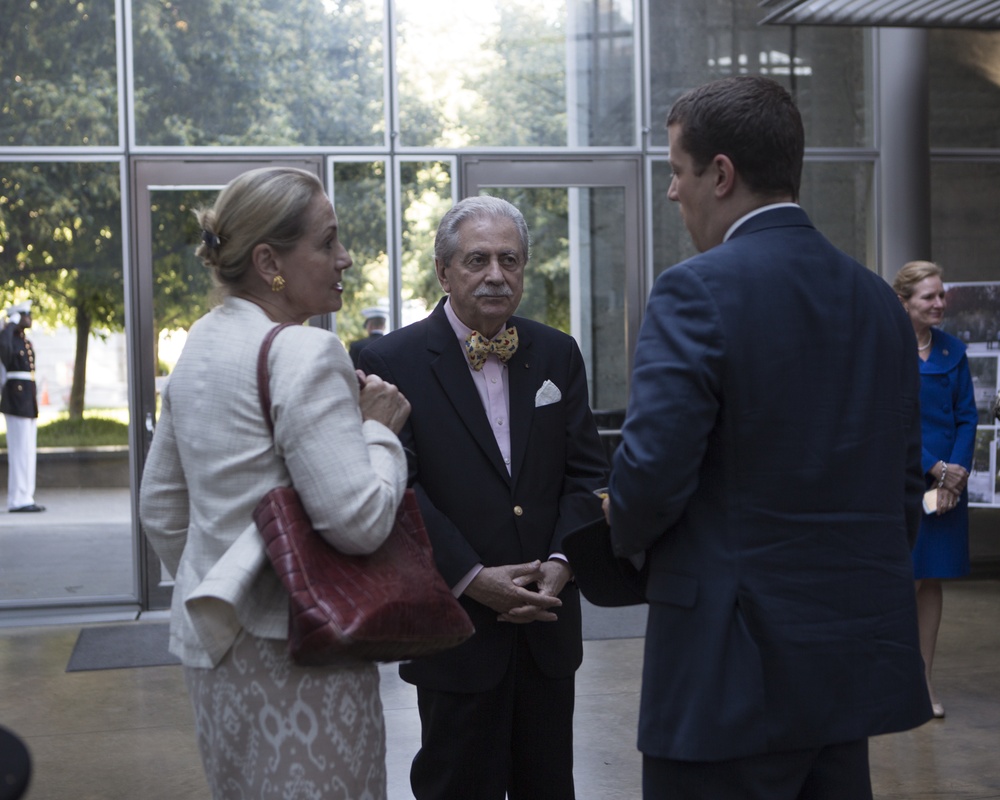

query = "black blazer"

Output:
[[360, 299, 607, 692], [347, 331, 383, 368], [0, 326, 37, 419]]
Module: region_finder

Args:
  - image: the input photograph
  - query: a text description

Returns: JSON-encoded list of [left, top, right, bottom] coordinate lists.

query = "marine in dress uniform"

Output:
[[1, 301, 45, 512], [348, 305, 388, 368]]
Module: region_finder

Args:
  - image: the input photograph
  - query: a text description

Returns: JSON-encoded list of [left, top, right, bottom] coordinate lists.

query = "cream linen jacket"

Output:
[[139, 297, 407, 668]]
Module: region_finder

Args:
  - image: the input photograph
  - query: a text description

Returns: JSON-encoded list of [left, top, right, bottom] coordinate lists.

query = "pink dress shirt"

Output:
[[443, 299, 568, 597]]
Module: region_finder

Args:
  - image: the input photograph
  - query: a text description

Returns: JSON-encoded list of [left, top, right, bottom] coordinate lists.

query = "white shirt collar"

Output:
[[724, 203, 800, 243]]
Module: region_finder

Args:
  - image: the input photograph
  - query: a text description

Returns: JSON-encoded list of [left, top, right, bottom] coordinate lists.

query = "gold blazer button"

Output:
[[513, 505, 523, 516]]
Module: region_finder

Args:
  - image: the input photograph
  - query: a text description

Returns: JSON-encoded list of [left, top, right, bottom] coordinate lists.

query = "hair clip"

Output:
[[202, 229, 221, 250]]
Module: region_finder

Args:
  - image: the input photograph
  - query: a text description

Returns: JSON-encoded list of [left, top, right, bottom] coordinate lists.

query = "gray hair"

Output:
[[195, 167, 325, 289], [434, 195, 530, 268]]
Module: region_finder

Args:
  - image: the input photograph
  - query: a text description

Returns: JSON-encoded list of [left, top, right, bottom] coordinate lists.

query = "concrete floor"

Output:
[[1, 579, 998, 800]]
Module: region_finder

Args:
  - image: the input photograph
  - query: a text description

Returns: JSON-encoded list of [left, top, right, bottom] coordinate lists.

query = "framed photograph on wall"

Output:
[[940, 282, 1000, 508]]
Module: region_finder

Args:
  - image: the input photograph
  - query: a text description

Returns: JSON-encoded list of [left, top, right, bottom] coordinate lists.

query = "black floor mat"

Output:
[[66, 622, 180, 672]]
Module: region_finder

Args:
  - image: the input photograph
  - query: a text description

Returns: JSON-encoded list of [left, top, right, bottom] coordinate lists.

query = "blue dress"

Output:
[[912, 328, 977, 579]]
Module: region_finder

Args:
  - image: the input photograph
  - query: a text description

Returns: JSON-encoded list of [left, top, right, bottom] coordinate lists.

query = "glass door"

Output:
[[461, 157, 644, 456], [0, 160, 137, 621], [131, 158, 323, 610]]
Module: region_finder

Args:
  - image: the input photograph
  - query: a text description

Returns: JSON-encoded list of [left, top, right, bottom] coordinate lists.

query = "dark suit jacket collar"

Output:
[[729, 205, 814, 240]]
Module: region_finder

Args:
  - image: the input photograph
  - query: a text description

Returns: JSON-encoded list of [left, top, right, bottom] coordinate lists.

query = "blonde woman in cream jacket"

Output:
[[140, 166, 410, 800]]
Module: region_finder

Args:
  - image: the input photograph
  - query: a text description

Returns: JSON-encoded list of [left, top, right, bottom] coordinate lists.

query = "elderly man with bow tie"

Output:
[[360, 195, 607, 800]]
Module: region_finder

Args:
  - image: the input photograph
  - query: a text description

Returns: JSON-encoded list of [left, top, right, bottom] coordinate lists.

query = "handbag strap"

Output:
[[256, 322, 298, 438]]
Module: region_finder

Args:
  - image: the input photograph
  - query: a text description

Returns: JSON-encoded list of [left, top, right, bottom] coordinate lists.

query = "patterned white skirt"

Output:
[[184, 630, 386, 800]]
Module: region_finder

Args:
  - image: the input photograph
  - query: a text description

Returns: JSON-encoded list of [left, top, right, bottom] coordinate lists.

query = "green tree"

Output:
[[131, 0, 385, 146], [2, 2, 121, 417], [149, 189, 216, 367], [460, 2, 568, 147], [400, 161, 454, 313], [1, 0, 406, 412], [130, 0, 406, 350], [333, 161, 389, 346], [0, 161, 123, 418], [484, 186, 571, 333], [0, 0, 119, 147]]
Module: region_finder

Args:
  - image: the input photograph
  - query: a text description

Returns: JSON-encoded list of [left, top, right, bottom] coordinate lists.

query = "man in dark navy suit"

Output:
[[606, 76, 932, 799], [360, 196, 606, 800]]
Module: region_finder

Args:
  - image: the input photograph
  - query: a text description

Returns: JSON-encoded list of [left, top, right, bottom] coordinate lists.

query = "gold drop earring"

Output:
[[271, 275, 286, 293]]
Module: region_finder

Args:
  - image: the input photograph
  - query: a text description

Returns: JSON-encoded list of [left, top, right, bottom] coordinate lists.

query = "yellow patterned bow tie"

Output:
[[465, 327, 518, 371]]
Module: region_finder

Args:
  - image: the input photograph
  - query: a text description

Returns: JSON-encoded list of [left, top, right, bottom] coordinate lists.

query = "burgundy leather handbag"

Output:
[[252, 323, 474, 665]]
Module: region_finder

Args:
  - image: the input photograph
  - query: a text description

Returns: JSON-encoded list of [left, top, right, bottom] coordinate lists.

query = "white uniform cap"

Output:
[[5, 301, 32, 317], [361, 306, 389, 320]]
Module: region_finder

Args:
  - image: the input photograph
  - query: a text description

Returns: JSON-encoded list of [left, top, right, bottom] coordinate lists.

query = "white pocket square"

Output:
[[535, 380, 562, 407]]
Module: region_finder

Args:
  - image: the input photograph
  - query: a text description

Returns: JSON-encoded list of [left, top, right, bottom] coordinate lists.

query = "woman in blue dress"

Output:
[[893, 261, 977, 719]]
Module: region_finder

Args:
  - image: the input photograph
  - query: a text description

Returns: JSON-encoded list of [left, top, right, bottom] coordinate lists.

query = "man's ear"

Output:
[[713, 154, 737, 198], [251, 242, 279, 285], [435, 257, 450, 293]]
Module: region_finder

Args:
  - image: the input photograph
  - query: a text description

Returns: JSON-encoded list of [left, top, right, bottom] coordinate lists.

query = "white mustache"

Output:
[[473, 284, 514, 298]]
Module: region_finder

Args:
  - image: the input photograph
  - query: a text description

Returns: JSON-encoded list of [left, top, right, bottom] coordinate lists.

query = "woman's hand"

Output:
[[932, 460, 969, 495], [357, 371, 410, 434], [936, 486, 961, 515]]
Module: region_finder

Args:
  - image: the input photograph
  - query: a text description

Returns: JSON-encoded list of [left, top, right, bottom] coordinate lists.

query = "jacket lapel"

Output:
[[506, 319, 534, 486], [426, 302, 512, 483]]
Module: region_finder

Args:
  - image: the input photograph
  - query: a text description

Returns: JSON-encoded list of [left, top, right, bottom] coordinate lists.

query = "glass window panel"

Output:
[[395, 0, 635, 147], [0, 161, 133, 604], [650, 160, 698, 279], [478, 185, 628, 413], [583, 187, 628, 411], [332, 162, 389, 349], [481, 187, 572, 331], [647, 1, 871, 148], [799, 160, 875, 268], [968, 354, 999, 427], [650, 159, 874, 277], [566, 0, 637, 146], [150, 189, 218, 385], [931, 161, 1000, 282], [147, 185, 235, 591], [994, 434, 1000, 504], [969, 428, 996, 505], [1, 0, 119, 147], [929, 30, 1000, 149], [399, 161, 453, 322], [147, 180, 326, 392], [131, 0, 385, 147]]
